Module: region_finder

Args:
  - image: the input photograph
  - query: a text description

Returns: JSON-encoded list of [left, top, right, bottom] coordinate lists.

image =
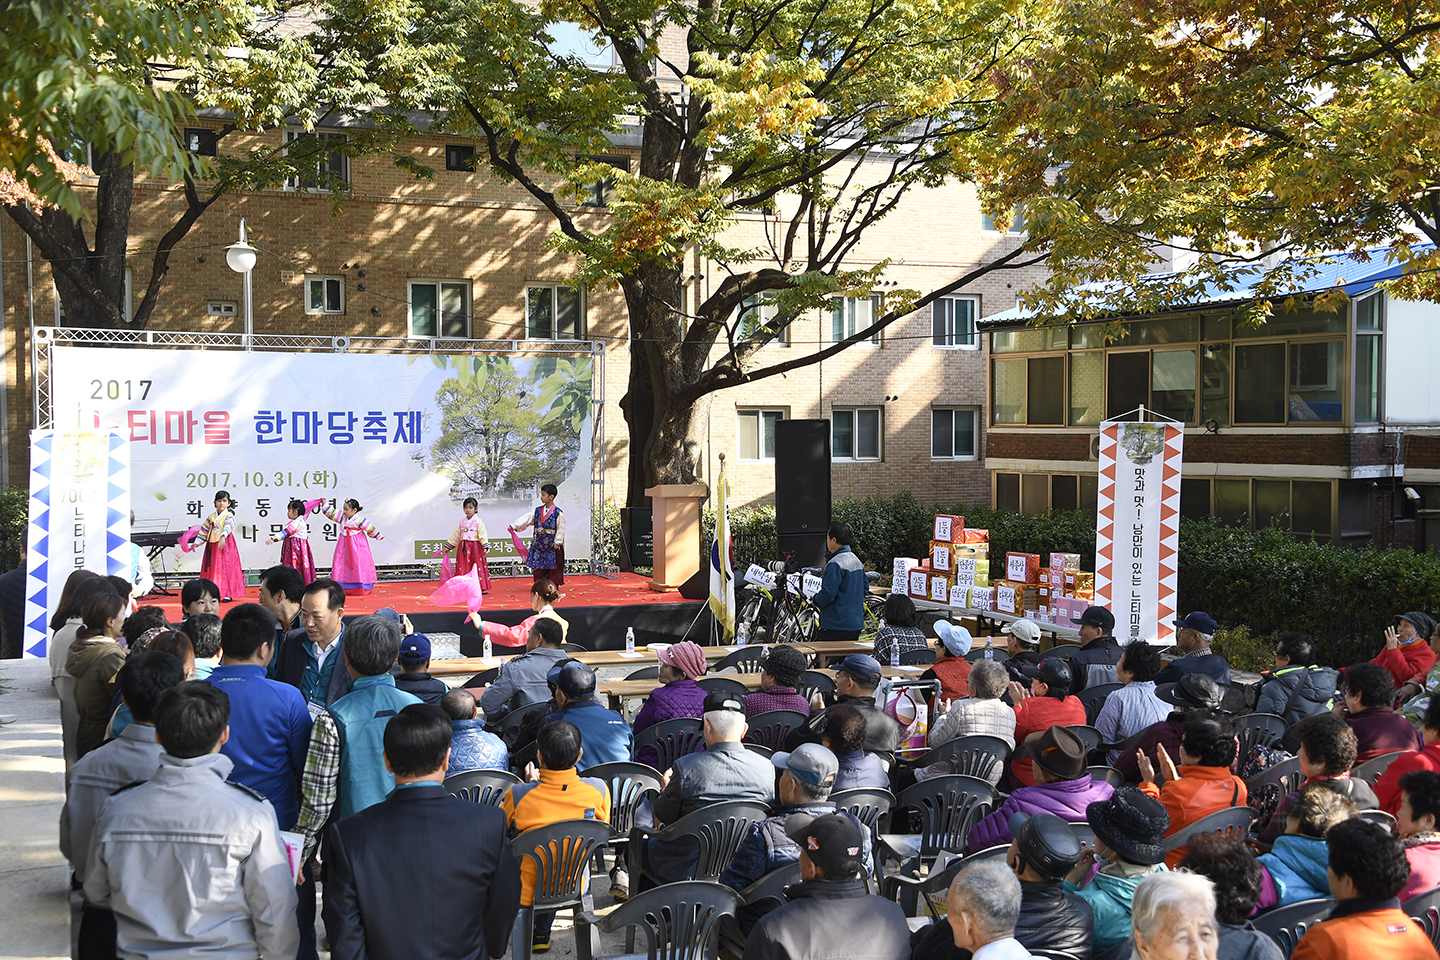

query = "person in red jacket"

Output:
[[1396, 769, 1440, 903], [1007, 658, 1086, 788], [1136, 718, 1248, 867], [1376, 696, 1440, 813], [1372, 612, 1439, 692], [1290, 817, 1439, 960]]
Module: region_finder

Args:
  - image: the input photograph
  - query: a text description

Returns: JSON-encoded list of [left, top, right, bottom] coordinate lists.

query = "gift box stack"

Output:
[[992, 551, 1041, 616], [1046, 552, 1095, 623], [898, 514, 993, 607]]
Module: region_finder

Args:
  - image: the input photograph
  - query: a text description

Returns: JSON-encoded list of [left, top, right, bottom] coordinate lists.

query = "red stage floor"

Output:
[[141, 572, 689, 619]]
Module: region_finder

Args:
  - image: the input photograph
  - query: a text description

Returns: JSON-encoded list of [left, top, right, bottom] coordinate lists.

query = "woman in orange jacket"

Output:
[[1136, 717, 1247, 867]]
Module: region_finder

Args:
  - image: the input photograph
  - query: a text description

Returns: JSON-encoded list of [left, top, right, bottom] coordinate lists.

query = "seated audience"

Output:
[[478, 617, 569, 720], [537, 661, 633, 769], [787, 655, 901, 756], [84, 681, 299, 960], [501, 720, 611, 954], [1095, 641, 1171, 766], [635, 691, 775, 890], [180, 577, 221, 617], [1006, 813, 1094, 960], [1064, 787, 1171, 956], [1009, 658, 1086, 787], [824, 704, 889, 790], [1179, 833, 1283, 960], [324, 703, 520, 960], [1068, 605, 1123, 692], [743, 813, 910, 960], [442, 689, 509, 774], [1256, 632, 1338, 725], [1376, 697, 1440, 813], [1337, 662, 1425, 763], [1130, 872, 1222, 960], [1258, 712, 1378, 844], [970, 725, 1115, 850], [68, 590, 129, 759], [873, 593, 931, 666], [1154, 611, 1232, 689], [1400, 618, 1440, 720], [1001, 618, 1044, 684], [632, 640, 708, 767], [1114, 673, 1224, 784], [922, 621, 975, 703], [1290, 817, 1438, 960], [179, 612, 222, 679], [1258, 784, 1356, 907], [1372, 612, 1438, 691], [1396, 769, 1440, 902], [744, 644, 812, 717], [720, 743, 873, 934], [926, 659, 1016, 754], [394, 633, 448, 705], [915, 860, 1031, 960], [1137, 718, 1248, 866]]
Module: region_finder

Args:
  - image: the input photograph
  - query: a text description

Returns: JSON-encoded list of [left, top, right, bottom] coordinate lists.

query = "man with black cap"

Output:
[[1154, 611, 1232, 689], [1112, 673, 1224, 784], [742, 813, 910, 960], [1063, 786, 1171, 955], [1007, 659, 1086, 787], [1006, 812, 1094, 960], [970, 725, 1114, 850], [786, 654, 902, 756], [632, 690, 776, 890], [1067, 605, 1122, 693], [537, 660, 633, 769]]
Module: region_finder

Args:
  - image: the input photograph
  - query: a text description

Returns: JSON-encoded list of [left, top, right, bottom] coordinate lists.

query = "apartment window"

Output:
[[55, 269, 130, 325], [445, 144, 475, 172], [931, 409, 978, 459], [184, 128, 218, 157], [1069, 351, 1103, 425], [284, 130, 348, 190], [933, 297, 977, 348], [737, 296, 787, 345], [409, 280, 470, 338], [990, 356, 1063, 424], [832, 408, 881, 460], [992, 472, 1097, 515], [981, 207, 1024, 235], [1179, 477, 1335, 540], [830, 296, 881, 345], [579, 155, 630, 207], [527, 285, 584, 340], [305, 276, 344, 315], [1355, 292, 1384, 422], [737, 409, 785, 460]]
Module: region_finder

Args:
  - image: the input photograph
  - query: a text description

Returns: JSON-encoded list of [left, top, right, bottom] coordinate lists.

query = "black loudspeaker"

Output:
[[677, 566, 709, 601], [774, 419, 831, 565]]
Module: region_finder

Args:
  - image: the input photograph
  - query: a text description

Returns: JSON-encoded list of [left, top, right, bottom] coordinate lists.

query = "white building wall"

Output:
[[1385, 297, 1440, 424]]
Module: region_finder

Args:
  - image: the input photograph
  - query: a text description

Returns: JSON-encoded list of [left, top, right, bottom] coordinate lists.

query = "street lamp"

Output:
[[225, 219, 257, 349]]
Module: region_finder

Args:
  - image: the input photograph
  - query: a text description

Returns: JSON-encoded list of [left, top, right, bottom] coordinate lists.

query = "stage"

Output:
[[140, 573, 710, 654]]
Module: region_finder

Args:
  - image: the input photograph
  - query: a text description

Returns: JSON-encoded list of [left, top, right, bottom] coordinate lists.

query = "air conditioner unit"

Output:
[[208, 301, 238, 317], [1089, 435, 1102, 460]]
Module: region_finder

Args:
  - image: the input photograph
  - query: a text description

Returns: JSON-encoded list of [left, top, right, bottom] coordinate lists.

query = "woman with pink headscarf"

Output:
[[630, 641, 709, 768]]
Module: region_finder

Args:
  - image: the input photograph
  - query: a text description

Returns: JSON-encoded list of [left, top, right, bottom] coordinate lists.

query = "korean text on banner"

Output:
[[1094, 421, 1183, 645], [24, 430, 131, 658]]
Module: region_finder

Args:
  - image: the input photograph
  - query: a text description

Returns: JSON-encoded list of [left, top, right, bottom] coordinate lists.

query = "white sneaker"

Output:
[[610, 866, 630, 901]]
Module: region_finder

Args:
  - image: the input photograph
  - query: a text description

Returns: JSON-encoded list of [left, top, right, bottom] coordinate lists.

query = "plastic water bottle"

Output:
[[736, 622, 750, 647], [625, 627, 636, 655], [884, 620, 899, 667], [483, 635, 493, 660], [984, 637, 994, 660]]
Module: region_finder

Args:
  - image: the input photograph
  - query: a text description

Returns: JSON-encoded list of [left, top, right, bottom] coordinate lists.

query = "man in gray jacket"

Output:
[[84, 680, 299, 960], [479, 617, 569, 719]]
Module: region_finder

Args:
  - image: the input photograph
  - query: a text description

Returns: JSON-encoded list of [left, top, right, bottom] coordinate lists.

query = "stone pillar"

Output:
[[644, 483, 709, 592]]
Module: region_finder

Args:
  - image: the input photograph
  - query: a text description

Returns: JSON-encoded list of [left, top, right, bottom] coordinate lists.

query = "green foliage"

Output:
[[0, 488, 25, 571], [1210, 625, 1276, 676]]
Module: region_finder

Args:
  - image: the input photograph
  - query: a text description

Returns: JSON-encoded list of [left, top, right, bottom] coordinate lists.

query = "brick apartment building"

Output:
[[978, 251, 1440, 551], [0, 118, 1050, 516]]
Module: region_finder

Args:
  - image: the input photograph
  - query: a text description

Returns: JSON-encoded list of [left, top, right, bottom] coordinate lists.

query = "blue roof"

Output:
[[979, 245, 1434, 328]]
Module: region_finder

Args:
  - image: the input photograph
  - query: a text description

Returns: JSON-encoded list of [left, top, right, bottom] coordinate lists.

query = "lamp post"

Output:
[[224, 219, 257, 349]]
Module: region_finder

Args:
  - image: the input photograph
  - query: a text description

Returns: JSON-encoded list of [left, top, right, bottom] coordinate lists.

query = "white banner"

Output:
[[1095, 421, 1183, 645], [50, 347, 593, 578], [24, 430, 131, 658]]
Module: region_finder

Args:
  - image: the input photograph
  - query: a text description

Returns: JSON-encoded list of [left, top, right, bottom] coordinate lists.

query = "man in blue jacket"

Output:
[[812, 523, 867, 642], [537, 661, 634, 770]]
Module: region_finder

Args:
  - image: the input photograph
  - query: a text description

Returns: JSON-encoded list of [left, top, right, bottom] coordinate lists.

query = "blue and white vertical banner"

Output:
[[23, 430, 130, 659]]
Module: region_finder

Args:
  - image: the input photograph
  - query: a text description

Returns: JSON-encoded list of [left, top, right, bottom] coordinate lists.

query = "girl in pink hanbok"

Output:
[[315, 498, 383, 596], [439, 497, 491, 591], [267, 498, 317, 584], [197, 490, 245, 601]]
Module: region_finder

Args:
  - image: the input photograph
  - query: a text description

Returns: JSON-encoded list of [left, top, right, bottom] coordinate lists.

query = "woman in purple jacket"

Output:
[[631, 641, 708, 768], [967, 725, 1115, 850]]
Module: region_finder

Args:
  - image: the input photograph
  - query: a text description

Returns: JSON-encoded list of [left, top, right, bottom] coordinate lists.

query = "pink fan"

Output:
[[429, 567, 485, 614], [176, 523, 204, 553], [508, 525, 529, 563]]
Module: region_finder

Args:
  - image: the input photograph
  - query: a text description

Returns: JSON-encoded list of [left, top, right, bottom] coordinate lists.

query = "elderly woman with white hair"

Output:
[[908, 659, 1017, 786], [1129, 871, 1221, 960]]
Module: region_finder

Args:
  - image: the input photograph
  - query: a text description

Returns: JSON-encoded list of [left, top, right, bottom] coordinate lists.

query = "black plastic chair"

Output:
[[719, 862, 802, 959], [744, 710, 807, 751], [584, 760, 664, 842], [631, 717, 706, 771], [510, 819, 611, 960], [831, 787, 896, 835], [462, 666, 502, 687], [580, 881, 742, 960], [878, 775, 994, 877], [1066, 820, 1097, 849], [625, 665, 662, 681], [904, 735, 1011, 785], [1233, 712, 1289, 758], [1047, 644, 1084, 658], [697, 676, 751, 700], [1076, 682, 1123, 725], [964, 647, 1010, 663], [744, 742, 775, 760], [899, 648, 937, 665], [628, 799, 772, 886], [714, 647, 765, 674], [443, 768, 521, 806], [1404, 885, 1440, 950], [881, 848, 969, 919], [495, 699, 548, 735], [1087, 765, 1124, 788], [797, 670, 836, 702], [1354, 750, 1407, 785], [1359, 809, 1399, 832], [510, 740, 538, 778], [1163, 805, 1258, 852], [561, 642, 589, 653], [1252, 897, 1334, 958], [1064, 725, 1103, 755], [1245, 755, 1304, 826]]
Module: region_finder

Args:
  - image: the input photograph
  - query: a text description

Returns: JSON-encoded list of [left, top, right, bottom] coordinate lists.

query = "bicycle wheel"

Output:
[[859, 595, 885, 643], [739, 591, 769, 642], [794, 605, 820, 642]]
